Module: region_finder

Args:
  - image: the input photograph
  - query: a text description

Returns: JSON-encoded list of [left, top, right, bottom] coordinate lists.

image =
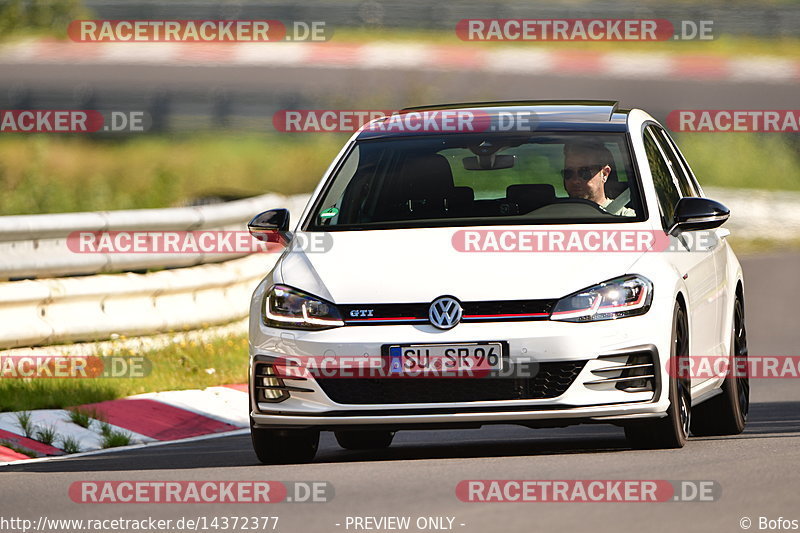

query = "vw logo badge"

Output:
[[429, 296, 463, 330]]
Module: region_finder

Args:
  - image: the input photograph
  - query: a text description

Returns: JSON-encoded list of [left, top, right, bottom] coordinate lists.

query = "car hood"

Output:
[[279, 227, 649, 304]]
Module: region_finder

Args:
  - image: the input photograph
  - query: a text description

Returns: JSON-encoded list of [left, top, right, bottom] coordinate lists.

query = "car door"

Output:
[[656, 127, 729, 356], [658, 128, 732, 355], [642, 125, 720, 387]]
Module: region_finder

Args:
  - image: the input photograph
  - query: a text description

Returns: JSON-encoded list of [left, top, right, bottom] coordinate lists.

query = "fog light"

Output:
[[261, 376, 285, 400], [254, 363, 290, 403]]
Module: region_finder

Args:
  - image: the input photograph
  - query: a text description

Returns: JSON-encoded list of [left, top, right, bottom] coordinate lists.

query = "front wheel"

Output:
[[251, 427, 319, 464], [691, 296, 749, 436], [625, 302, 691, 449]]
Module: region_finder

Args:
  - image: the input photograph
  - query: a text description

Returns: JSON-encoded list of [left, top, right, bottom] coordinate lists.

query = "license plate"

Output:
[[388, 343, 503, 374]]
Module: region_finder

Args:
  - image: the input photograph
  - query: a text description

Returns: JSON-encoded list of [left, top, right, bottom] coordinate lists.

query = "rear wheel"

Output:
[[691, 296, 749, 436], [625, 302, 691, 449], [335, 430, 395, 450], [251, 426, 319, 464]]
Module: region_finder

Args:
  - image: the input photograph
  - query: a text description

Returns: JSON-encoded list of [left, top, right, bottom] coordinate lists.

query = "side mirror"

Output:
[[248, 209, 290, 244], [669, 197, 730, 235]]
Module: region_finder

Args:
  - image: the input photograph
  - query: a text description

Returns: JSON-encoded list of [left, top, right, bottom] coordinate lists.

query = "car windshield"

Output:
[[307, 132, 642, 230]]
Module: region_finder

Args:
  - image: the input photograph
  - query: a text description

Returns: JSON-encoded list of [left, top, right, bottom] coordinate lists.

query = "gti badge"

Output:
[[429, 296, 462, 330], [349, 309, 374, 317]]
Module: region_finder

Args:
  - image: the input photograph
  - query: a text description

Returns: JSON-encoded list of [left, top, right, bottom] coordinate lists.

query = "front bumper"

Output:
[[249, 313, 673, 429], [250, 403, 667, 430]]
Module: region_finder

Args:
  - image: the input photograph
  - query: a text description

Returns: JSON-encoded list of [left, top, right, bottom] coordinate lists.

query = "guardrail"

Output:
[[0, 193, 309, 280], [0, 193, 310, 349], [0, 254, 265, 349]]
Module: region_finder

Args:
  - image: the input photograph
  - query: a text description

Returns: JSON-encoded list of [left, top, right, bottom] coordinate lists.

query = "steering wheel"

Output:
[[529, 198, 610, 217]]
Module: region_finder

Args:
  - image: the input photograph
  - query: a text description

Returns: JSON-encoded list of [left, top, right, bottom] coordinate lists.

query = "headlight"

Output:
[[263, 284, 344, 330], [550, 275, 653, 322]]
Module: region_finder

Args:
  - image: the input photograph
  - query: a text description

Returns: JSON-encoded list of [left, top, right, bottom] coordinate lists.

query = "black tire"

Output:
[[691, 296, 749, 436], [251, 427, 319, 464], [625, 302, 691, 449], [335, 430, 395, 450]]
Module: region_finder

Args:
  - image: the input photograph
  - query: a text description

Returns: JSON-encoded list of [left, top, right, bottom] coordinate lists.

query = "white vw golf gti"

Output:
[[247, 101, 749, 463]]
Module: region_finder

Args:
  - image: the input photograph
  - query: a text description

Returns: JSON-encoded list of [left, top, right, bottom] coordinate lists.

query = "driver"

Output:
[[562, 141, 636, 216]]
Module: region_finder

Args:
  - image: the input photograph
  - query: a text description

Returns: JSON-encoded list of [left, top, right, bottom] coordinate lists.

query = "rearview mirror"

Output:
[[668, 197, 730, 235], [248, 209, 290, 244], [463, 154, 516, 170]]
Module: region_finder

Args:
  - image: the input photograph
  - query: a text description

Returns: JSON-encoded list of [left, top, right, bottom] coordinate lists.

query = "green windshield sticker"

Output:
[[320, 207, 339, 219]]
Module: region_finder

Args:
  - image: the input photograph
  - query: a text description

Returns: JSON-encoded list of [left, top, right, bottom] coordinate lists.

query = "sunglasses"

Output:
[[562, 165, 602, 181]]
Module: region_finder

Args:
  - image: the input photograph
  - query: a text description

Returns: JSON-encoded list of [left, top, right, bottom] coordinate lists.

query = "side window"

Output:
[[658, 129, 703, 197], [654, 128, 698, 197], [643, 126, 681, 226], [317, 144, 360, 225]]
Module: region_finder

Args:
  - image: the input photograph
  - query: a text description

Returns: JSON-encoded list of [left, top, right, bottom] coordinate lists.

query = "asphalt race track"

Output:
[[1, 253, 798, 533]]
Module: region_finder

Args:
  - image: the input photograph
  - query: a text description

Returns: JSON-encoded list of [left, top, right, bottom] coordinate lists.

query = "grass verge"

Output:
[[33, 424, 57, 445], [14, 411, 34, 437], [0, 333, 249, 412], [676, 133, 800, 192], [99, 422, 132, 448], [728, 236, 800, 256], [0, 133, 348, 215], [59, 435, 81, 454], [67, 407, 96, 429]]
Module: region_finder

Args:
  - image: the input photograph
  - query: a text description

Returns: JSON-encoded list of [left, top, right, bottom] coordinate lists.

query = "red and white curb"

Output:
[[1, 38, 798, 83], [0, 383, 248, 464]]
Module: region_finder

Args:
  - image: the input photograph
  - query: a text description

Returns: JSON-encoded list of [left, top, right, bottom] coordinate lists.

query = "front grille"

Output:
[[315, 361, 587, 404], [465, 300, 554, 318], [340, 299, 556, 325]]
